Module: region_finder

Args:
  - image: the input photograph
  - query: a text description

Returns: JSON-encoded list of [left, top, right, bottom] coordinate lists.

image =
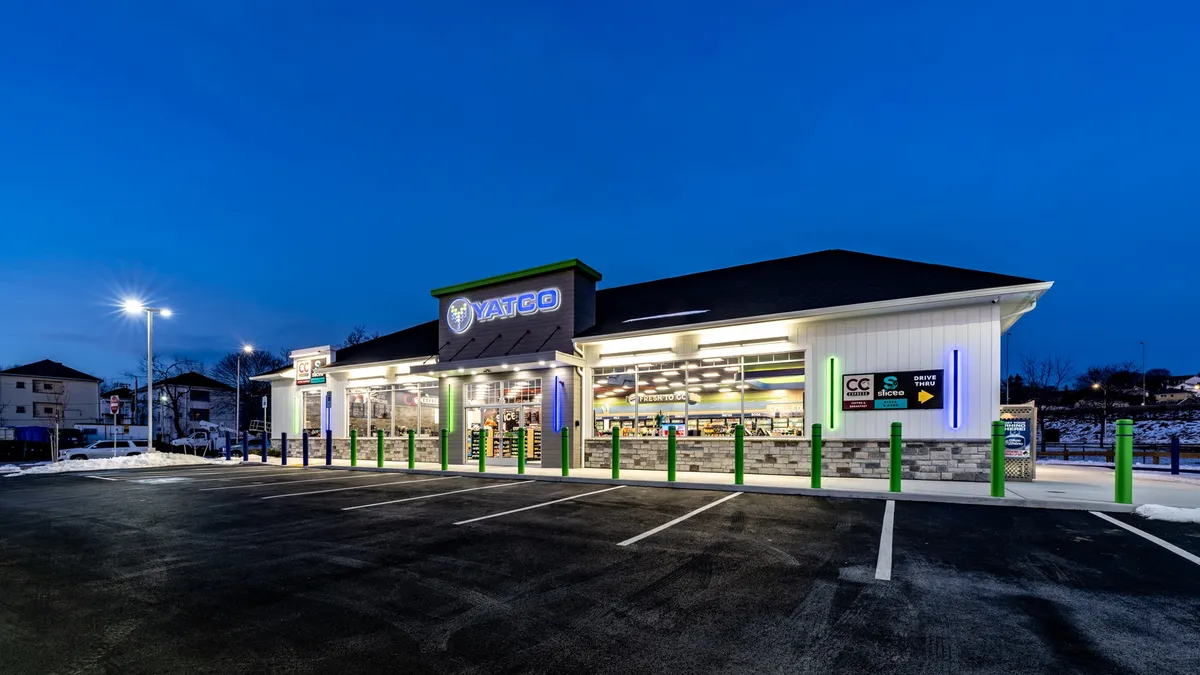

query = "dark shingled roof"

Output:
[[331, 320, 441, 368], [1, 359, 101, 381], [579, 249, 1043, 337], [276, 250, 1043, 368], [148, 372, 235, 392]]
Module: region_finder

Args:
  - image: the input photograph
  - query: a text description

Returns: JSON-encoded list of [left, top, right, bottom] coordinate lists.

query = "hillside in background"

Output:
[[1042, 408, 1200, 444]]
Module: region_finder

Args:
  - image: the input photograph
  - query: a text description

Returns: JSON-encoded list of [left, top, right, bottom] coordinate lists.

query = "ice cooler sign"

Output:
[[842, 369, 944, 411], [1004, 418, 1032, 458]]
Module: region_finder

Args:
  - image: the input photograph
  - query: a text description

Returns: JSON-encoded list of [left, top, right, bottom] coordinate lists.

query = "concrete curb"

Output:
[[304, 464, 1139, 514]]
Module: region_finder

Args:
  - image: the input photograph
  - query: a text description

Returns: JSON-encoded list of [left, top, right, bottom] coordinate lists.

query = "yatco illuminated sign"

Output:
[[446, 288, 561, 334]]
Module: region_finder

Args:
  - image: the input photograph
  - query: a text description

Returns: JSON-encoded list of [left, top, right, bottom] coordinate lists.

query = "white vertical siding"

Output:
[[270, 380, 293, 437], [803, 304, 1000, 440]]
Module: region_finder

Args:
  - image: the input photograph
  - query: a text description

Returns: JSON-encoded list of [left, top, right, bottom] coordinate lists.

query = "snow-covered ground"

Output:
[[1, 452, 236, 478], [1135, 504, 1200, 524], [1045, 410, 1200, 444]]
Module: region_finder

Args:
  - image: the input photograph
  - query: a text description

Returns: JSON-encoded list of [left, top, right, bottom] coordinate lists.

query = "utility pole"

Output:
[[1140, 341, 1146, 406]]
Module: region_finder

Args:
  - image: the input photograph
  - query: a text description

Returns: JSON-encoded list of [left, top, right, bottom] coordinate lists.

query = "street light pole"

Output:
[[237, 345, 254, 444], [124, 300, 171, 447]]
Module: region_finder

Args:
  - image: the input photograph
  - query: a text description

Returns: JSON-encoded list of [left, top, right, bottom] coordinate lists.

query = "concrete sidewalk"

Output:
[[242, 452, 1200, 512]]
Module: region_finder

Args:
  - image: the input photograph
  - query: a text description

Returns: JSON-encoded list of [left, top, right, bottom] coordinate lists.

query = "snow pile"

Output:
[[1135, 504, 1200, 524], [1045, 410, 1200, 444], [2, 452, 235, 478], [0, 464, 21, 474]]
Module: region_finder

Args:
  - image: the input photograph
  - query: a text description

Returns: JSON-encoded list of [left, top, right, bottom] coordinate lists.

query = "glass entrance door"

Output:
[[466, 407, 500, 461]]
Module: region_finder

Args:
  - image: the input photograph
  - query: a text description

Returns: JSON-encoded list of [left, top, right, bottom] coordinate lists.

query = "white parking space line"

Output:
[[875, 500, 895, 581], [342, 481, 532, 511], [454, 486, 627, 525], [81, 475, 119, 481], [173, 470, 316, 483], [1091, 511, 1200, 567], [264, 476, 458, 500], [199, 473, 384, 491], [616, 492, 743, 547]]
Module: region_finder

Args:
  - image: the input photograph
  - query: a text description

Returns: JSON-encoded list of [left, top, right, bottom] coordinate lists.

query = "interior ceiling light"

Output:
[[701, 372, 720, 378]]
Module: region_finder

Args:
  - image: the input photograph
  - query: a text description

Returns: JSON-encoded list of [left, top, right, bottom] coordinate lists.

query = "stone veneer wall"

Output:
[[269, 437, 441, 463], [583, 437, 992, 481]]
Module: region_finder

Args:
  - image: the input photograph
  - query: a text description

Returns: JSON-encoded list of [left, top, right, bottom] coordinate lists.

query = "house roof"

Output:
[[143, 372, 235, 392], [101, 387, 134, 398], [0, 359, 101, 382], [332, 320, 441, 368], [579, 249, 1045, 337], [430, 259, 602, 297]]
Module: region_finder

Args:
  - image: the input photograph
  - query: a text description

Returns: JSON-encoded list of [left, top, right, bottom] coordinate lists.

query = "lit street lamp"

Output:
[[237, 344, 254, 442], [124, 300, 171, 446]]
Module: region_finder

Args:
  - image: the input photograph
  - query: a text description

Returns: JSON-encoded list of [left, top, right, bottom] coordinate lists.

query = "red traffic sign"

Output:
[[109, 395, 120, 414]]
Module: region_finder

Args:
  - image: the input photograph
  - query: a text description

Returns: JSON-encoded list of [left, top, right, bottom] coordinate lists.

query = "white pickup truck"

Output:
[[171, 430, 225, 453]]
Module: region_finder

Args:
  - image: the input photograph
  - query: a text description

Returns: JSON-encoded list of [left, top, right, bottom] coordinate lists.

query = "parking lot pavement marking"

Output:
[[171, 470, 311, 483], [263, 476, 458, 500], [198, 472, 383, 491], [616, 491, 743, 547], [341, 480, 532, 511], [1091, 511, 1200, 567], [875, 500, 895, 581], [80, 475, 119, 481], [453, 485, 627, 525]]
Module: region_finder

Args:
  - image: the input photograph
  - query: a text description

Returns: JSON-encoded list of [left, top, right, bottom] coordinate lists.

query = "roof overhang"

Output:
[[409, 350, 583, 376], [576, 282, 1054, 345]]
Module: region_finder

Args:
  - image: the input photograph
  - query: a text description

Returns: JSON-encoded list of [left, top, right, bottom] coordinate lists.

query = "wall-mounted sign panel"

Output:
[[842, 369, 943, 411], [446, 288, 561, 334], [1004, 418, 1032, 457], [295, 357, 327, 386]]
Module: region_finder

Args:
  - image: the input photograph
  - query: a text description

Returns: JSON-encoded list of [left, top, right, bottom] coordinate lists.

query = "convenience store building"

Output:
[[253, 250, 1051, 481]]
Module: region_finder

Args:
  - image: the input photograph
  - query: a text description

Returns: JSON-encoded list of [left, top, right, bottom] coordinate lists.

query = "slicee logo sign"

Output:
[[446, 287, 561, 335], [295, 357, 327, 386], [842, 369, 943, 411]]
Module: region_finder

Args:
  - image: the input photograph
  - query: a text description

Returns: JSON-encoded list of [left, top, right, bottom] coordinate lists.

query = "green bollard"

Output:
[[377, 429, 385, 468], [478, 427, 487, 473], [561, 428, 570, 477], [440, 428, 448, 471], [667, 426, 677, 482], [811, 423, 822, 489], [1115, 419, 1134, 504], [611, 427, 620, 480], [517, 427, 526, 475], [990, 420, 1006, 498], [889, 422, 902, 493], [350, 429, 358, 467], [407, 429, 416, 470], [734, 424, 744, 485]]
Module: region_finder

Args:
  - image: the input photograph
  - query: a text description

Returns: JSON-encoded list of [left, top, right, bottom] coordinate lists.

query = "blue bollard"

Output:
[[281, 433, 288, 465], [325, 431, 332, 466], [302, 432, 310, 467], [262, 433, 268, 463], [1171, 435, 1181, 475], [224, 431, 232, 462]]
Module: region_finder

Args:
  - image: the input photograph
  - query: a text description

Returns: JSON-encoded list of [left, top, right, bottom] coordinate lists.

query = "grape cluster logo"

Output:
[[447, 298, 474, 334]]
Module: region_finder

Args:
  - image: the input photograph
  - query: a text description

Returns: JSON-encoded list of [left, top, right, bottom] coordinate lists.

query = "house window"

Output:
[[190, 390, 210, 402], [34, 380, 63, 394], [15, 406, 25, 413], [35, 404, 62, 417], [190, 409, 211, 422], [15, 381, 25, 389]]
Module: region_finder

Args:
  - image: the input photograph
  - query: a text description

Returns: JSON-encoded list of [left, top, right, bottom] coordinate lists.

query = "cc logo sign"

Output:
[[846, 377, 871, 391]]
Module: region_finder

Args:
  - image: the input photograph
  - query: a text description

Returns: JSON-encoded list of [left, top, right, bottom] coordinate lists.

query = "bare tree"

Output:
[[210, 350, 286, 429], [340, 325, 380, 348], [1019, 355, 1074, 394], [124, 355, 206, 440]]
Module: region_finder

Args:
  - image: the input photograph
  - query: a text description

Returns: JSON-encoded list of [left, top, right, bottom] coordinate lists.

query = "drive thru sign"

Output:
[[109, 395, 120, 415]]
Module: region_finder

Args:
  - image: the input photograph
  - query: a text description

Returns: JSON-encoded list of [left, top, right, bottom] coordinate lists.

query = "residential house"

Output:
[[138, 372, 235, 439], [0, 360, 103, 428], [1155, 390, 1196, 404], [1168, 376, 1200, 392], [99, 386, 136, 424]]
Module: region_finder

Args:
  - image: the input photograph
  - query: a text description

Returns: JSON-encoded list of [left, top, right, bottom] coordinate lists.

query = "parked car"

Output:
[[60, 439, 152, 460]]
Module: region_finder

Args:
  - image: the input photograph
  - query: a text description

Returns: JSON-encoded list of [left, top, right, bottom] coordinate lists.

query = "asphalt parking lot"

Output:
[[2, 465, 1199, 674]]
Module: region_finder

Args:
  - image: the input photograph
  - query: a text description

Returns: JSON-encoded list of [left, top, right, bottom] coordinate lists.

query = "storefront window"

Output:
[[347, 388, 369, 437], [592, 352, 804, 438], [370, 386, 392, 436], [302, 390, 324, 437], [393, 380, 439, 437]]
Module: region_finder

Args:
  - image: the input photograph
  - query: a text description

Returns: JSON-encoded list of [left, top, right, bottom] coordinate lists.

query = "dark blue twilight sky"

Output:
[[1, 2, 1196, 381]]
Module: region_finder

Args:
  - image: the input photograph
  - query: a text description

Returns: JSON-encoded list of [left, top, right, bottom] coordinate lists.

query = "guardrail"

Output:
[[1040, 442, 1200, 465]]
